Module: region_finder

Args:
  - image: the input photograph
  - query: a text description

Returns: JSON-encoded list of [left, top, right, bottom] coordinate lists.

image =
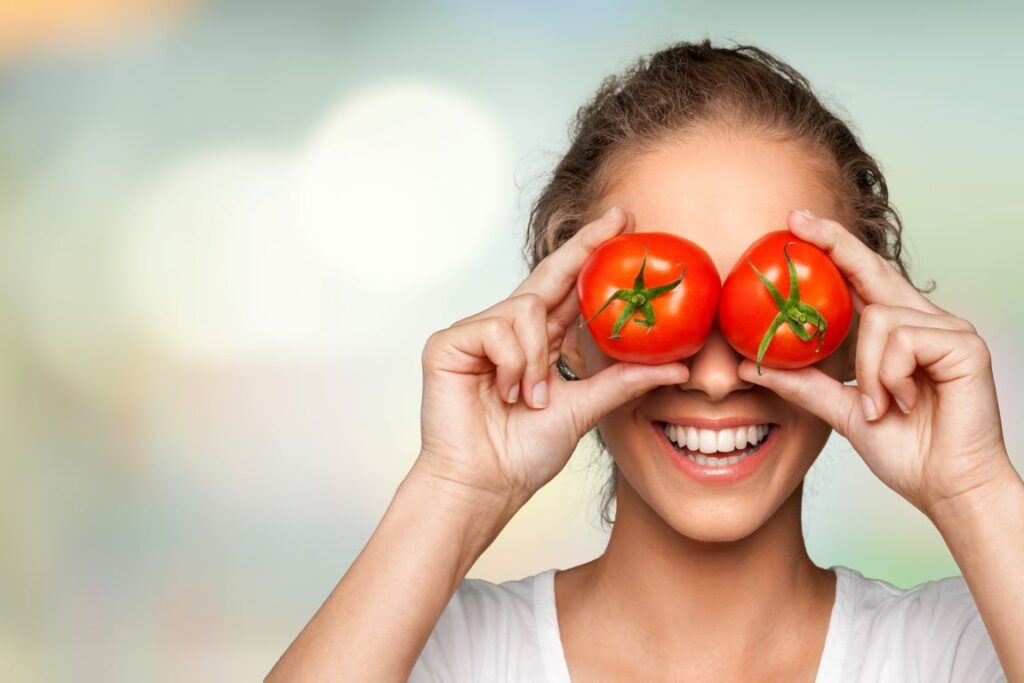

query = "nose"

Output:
[[678, 327, 754, 401]]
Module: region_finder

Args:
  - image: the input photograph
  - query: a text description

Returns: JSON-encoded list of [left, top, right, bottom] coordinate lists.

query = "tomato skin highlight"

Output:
[[719, 230, 853, 370], [576, 232, 720, 364]]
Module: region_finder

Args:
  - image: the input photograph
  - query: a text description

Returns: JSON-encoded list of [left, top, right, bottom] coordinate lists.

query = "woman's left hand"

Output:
[[738, 209, 1013, 519]]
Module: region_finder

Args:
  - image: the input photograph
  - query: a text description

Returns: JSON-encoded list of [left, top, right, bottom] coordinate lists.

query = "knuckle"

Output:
[[615, 363, 642, 393], [968, 332, 991, 363], [859, 303, 886, 330], [953, 316, 978, 334], [819, 217, 846, 237], [891, 325, 915, 350], [862, 253, 888, 281], [821, 219, 853, 252], [848, 254, 885, 291], [481, 316, 508, 338], [422, 329, 443, 354], [877, 362, 899, 386], [421, 330, 446, 366], [514, 292, 547, 317]]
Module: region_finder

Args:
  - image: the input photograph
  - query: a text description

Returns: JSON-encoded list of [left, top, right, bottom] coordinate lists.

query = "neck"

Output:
[[587, 475, 832, 655]]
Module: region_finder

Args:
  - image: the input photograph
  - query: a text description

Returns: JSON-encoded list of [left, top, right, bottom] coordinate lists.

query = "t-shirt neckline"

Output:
[[533, 564, 854, 683]]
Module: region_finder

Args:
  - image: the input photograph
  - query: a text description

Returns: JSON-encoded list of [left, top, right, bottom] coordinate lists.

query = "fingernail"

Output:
[[796, 208, 817, 219], [507, 384, 519, 404], [860, 393, 878, 421], [895, 397, 909, 414], [604, 206, 623, 221], [532, 380, 549, 408]]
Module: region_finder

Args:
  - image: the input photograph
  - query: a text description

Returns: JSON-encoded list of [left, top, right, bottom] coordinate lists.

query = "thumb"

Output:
[[555, 361, 689, 435], [738, 360, 859, 436]]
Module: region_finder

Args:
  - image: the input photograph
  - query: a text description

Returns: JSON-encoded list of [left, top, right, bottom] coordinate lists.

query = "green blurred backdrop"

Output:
[[1, 0, 1022, 679]]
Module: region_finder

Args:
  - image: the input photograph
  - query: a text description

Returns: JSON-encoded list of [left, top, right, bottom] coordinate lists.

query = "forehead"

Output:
[[592, 129, 838, 276]]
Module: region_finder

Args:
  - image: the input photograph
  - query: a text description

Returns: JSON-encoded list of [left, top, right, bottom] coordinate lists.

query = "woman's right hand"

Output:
[[416, 206, 691, 510]]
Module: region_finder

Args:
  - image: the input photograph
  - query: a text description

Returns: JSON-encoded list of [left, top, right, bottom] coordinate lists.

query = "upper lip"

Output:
[[654, 417, 775, 429]]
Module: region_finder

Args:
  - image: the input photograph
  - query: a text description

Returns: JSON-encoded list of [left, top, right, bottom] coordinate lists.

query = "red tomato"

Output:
[[577, 232, 720, 364], [719, 230, 853, 372]]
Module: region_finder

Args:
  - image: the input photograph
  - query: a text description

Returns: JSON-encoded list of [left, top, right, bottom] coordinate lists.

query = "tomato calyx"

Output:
[[580, 248, 686, 339], [749, 243, 828, 374]]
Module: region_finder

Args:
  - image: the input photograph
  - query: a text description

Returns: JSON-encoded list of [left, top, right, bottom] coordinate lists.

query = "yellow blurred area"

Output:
[[0, 0, 193, 64]]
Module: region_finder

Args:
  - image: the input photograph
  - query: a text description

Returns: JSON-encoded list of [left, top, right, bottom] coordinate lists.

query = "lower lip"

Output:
[[652, 421, 779, 486]]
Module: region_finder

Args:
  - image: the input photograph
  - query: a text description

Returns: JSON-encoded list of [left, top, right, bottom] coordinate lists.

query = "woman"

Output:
[[269, 40, 1020, 681]]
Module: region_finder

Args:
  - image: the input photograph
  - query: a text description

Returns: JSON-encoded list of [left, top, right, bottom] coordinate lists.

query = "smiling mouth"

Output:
[[654, 420, 778, 467]]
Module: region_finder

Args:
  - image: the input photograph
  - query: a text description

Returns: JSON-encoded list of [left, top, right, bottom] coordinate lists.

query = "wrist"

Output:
[[926, 451, 1022, 530], [408, 454, 532, 519], [401, 461, 527, 560]]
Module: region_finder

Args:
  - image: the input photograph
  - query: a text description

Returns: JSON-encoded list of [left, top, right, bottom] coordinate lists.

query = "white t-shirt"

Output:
[[410, 565, 1005, 682]]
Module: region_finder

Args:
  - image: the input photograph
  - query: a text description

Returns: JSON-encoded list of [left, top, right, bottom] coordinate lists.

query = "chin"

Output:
[[659, 499, 775, 544], [615, 463, 805, 544], [604, 415, 820, 544]]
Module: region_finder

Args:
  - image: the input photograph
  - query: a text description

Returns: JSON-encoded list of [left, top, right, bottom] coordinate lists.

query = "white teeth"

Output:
[[662, 421, 771, 457], [686, 427, 699, 451], [698, 429, 717, 454], [717, 429, 735, 452]]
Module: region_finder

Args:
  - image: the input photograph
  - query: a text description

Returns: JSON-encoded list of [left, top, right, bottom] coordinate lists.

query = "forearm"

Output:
[[267, 462, 523, 682], [929, 454, 1024, 681]]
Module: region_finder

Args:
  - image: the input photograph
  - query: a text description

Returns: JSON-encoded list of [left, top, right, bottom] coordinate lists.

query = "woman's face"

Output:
[[566, 127, 856, 542]]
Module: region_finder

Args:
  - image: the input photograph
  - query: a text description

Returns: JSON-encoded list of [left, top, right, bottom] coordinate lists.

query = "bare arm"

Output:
[[266, 464, 523, 681], [267, 206, 688, 680], [929, 456, 1024, 682], [740, 211, 1020, 677]]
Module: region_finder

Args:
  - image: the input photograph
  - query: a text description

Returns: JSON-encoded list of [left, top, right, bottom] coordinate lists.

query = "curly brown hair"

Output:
[[522, 38, 929, 529]]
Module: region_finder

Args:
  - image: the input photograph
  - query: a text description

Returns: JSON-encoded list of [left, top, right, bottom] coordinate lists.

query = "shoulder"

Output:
[[410, 569, 558, 683], [838, 564, 978, 618], [448, 570, 544, 625], [829, 565, 1005, 681]]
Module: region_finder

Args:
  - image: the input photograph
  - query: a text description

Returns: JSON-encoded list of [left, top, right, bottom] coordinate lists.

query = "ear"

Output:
[[559, 318, 591, 379]]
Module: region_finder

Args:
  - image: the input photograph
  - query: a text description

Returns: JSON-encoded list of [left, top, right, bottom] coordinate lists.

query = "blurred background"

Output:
[[1, 0, 1022, 679]]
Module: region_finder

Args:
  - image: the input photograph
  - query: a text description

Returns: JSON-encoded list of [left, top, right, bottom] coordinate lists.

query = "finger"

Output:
[[787, 210, 943, 315], [737, 360, 862, 438], [424, 317, 527, 404], [504, 294, 555, 409], [539, 207, 637, 332], [510, 205, 631, 315], [545, 284, 581, 337], [450, 292, 568, 381], [545, 208, 636, 334], [555, 360, 690, 436], [877, 325, 990, 413], [454, 207, 632, 335], [854, 304, 974, 420], [450, 294, 554, 408]]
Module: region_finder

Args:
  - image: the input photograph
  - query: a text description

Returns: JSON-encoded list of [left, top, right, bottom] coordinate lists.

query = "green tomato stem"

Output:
[[749, 243, 828, 375], [581, 248, 686, 339]]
